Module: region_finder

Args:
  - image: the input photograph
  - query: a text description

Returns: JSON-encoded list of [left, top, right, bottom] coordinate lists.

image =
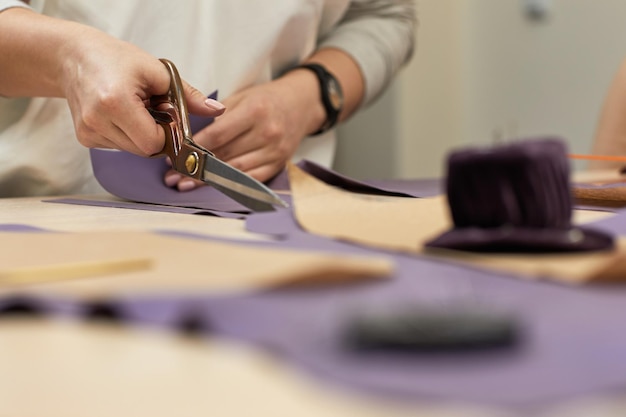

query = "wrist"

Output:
[[286, 63, 344, 135], [279, 68, 328, 136], [58, 23, 106, 95]]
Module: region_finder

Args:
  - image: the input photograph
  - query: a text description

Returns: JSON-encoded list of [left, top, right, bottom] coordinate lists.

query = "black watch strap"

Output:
[[292, 63, 344, 135]]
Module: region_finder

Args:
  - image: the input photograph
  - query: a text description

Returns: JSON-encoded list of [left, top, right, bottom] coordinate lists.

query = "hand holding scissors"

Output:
[[148, 59, 288, 212]]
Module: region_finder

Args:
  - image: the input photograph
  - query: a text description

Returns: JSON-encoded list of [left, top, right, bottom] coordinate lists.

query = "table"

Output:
[[1, 195, 626, 417]]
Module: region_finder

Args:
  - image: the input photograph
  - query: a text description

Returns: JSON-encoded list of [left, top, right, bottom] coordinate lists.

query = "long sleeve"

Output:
[[319, 0, 417, 107]]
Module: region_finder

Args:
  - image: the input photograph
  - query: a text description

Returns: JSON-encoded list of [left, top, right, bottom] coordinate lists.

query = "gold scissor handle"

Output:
[[148, 58, 214, 180]]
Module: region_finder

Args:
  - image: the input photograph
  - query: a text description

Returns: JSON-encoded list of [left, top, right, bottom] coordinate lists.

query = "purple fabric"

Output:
[[46, 197, 247, 219], [38, 211, 626, 408], [574, 204, 620, 213], [239, 209, 626, 407], [6, 208, 626, 407], [425, 226, 615, 253], [87, 90, 260, 214], [89, 149, 257, 213], [297, 160, 421, 198], [365, 177, 442, 198], [71, 155, 423, 215], [584, 207, 626, 235], [192, 268, 626, 408], [0, 224, 49, 232]]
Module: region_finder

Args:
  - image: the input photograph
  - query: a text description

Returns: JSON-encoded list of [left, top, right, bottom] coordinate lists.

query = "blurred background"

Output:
[[334, 0, 626, 180]]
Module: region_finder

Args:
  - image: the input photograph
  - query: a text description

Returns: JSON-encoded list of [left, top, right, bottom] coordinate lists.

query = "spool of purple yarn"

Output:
[[425, 138, 614, 253]]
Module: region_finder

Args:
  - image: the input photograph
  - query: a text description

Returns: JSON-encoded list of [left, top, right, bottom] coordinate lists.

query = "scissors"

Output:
[[148, 58, 288, 212]]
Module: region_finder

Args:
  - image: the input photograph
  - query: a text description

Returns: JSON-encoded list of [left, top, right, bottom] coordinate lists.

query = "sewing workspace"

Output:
[[5, 1, 626, 416]]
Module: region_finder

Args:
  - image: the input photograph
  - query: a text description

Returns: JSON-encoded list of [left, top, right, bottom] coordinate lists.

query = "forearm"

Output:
[[0, 7, 121, 99], [590, 59, 626, 169], [319, 0, 416, 108], [273, 1, 415, 136], [0, 7, 79, 97]]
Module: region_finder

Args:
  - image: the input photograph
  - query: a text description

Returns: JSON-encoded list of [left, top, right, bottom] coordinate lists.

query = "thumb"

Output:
[[183, 80, 226, 117]]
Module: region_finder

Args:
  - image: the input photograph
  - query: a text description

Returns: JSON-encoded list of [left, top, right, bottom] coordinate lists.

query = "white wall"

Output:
[[334, 0, 626, 179]]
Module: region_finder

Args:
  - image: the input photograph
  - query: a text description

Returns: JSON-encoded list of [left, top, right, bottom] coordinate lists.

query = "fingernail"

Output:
[[204, 98, 226, 111], [164, 172, 182, 187], [178, 179, 197, 192]]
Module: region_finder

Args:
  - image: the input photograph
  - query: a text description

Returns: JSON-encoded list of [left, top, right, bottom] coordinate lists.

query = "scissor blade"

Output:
[[201, 155, 288, 212]]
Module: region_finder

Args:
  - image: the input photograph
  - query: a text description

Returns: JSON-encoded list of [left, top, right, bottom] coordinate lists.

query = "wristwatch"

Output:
[[293, 63, 344, 135]]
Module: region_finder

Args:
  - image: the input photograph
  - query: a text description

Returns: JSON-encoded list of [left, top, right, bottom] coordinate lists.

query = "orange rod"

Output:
[[569, 154, 626, 163]]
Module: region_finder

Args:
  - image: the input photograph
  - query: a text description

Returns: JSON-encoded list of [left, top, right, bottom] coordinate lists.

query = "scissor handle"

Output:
[[148, 59, 213, 180], [151, 58, 192, 141]]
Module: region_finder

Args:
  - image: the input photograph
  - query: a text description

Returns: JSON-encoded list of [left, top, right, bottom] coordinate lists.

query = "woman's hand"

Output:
[[60, 26, 225, 157], [0, 8, 225, 156]]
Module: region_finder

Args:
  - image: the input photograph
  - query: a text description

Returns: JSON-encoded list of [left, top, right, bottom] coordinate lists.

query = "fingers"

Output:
[[161, 81, 301, 190], [115, 112, 166, 156], [65, 54, 169, 155], [109, 79, 222, 156], [163, 162, 282, 193], [191, 105, 292, 183], [75, 81, 225, 157], [207, 119, 292, 175], [182, 80, 226, 118], [163, 168, 204, 192], [210, 130, 261, 162], [66, 42, 221, 157], [110, 104, 166, 155], [75, 103, 166, 155], [192, 96, 251, 150], [225, 148, 287, 182], [242, 162, 285, 183], [162, 144, 286, 192]]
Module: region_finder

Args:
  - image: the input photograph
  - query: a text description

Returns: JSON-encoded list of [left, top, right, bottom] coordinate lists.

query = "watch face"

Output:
[[327, 78, 344, 111]]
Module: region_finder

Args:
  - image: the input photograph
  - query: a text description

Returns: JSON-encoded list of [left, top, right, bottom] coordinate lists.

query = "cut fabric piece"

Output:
[[288, 163, 449, 252], [47, 195, 248, 219], [0, 230, 393, 298], [297, 160, 419, 197], [87, 146, 431, 216], [90, 149, 256, 213]]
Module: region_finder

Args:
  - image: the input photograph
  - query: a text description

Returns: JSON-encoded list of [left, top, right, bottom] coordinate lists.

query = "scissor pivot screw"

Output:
[[185, 152, 199, 175]]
